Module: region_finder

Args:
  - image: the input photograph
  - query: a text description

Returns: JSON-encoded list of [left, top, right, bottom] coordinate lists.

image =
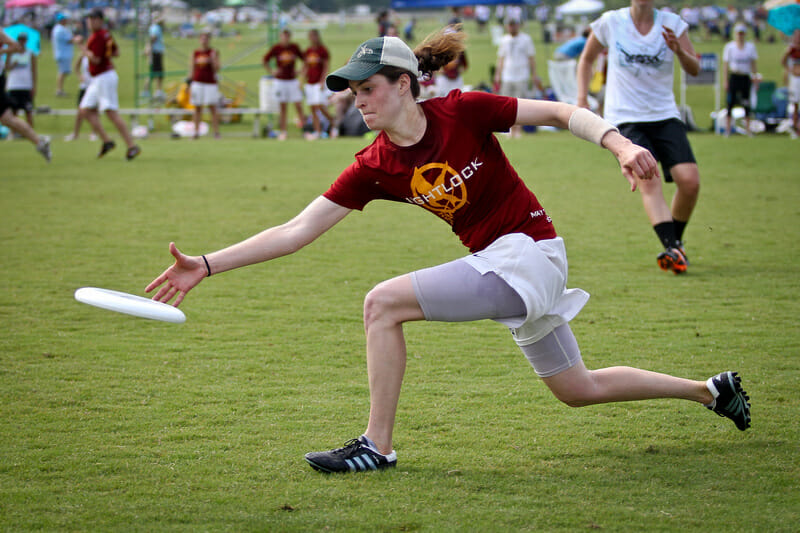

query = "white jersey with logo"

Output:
[[723, 41, 757, 75], [591, 8, 688, 125], [6, 49, 34, 91]]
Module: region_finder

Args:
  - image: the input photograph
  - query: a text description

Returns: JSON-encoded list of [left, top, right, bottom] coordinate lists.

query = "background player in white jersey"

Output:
[[722, 24, 758, 136], [577, 0, 700, 274]]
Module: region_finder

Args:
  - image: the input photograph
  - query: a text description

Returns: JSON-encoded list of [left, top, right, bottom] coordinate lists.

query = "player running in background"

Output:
[[577, 0, 701, 274], [0, 30, 50, 161], [79, 9, 140, 160]]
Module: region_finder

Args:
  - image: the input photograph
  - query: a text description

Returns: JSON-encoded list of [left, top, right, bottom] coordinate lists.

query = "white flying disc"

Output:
[[74, 287, 186, 324]]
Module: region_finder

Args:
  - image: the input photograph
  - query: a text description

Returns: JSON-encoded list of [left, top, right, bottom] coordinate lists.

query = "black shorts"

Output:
[[0, 76, 10, 116], [618, 118, 697, 183], [727, 73, 752, 113], [77, 88, 86, 107], [6, 89, 33, 113], [150, 52, 164, 78]]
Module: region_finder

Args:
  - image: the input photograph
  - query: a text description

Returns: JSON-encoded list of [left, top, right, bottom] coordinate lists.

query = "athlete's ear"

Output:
[[398, 72, 411, 96]]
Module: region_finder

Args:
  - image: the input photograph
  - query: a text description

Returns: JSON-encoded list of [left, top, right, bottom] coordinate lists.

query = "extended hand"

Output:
[[617, 144, 660, 192], [145, 242, 207, 306]]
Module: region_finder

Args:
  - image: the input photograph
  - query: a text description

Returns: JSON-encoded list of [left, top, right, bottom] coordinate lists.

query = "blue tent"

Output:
[[391, 0, 537, 10]]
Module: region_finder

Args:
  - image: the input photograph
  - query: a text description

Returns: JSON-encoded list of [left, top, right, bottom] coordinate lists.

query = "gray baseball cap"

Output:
[[326, 36, 420, 92]]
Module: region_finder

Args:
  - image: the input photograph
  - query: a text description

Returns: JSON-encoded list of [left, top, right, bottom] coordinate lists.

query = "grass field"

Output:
[[2, 14, 800, 533]]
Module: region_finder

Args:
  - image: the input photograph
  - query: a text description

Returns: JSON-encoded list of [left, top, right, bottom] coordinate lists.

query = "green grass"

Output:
[[2, 128, 799, 530], [2, 14, 799, 532]]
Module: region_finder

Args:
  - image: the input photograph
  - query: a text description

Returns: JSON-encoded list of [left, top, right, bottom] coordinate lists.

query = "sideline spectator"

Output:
[[554, 28, 590, 60], [148, 13, 166, 100], [722, 23, 758, 136], [494, 18, 542, 138], [189, 30, 221, 139], [263, 29, 306, 141], [303, 29, 331, 140], [782, 29, 800, 138], [51, 13, 75, 97]]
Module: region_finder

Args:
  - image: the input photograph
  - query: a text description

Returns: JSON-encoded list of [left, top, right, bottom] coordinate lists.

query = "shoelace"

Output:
[[332, 438, 365, 457]]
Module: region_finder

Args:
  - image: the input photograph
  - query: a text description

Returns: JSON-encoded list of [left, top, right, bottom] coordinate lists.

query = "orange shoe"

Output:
[[657, 247, 688, 274]]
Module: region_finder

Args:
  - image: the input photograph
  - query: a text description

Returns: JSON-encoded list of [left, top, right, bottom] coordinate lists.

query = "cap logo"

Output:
[[356, 45, 375, 58]]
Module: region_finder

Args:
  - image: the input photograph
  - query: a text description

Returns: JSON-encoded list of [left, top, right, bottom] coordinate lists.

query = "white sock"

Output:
[[360, 434, 384, 455]]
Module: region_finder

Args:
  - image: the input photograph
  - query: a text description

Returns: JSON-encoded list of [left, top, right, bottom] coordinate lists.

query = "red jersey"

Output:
[[323, 91, 557, 253], [304, 44, 330, 84], [442, 52, 468, 80], [192, 48, 218, 83], [263, 43, 303, 80], [86, 29, 117, 76]]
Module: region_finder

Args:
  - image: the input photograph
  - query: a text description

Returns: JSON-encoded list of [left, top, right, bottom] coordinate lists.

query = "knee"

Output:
[[363, 282, 398, 330], [553, 390, 593, 408]]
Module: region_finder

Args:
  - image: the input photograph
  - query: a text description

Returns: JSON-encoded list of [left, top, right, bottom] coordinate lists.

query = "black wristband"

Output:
[[202, 255, 211, 277]]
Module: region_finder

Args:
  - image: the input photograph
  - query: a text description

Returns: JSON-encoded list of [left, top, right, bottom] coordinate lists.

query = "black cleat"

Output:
[[98, 140, 115, 158], [706, 371, 751, 431], [305, 436, 397, 473]]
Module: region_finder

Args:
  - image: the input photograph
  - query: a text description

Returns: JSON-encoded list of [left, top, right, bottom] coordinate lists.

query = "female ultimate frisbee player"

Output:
[[147, 30, 750, 474], [577, 0, 701, 274]]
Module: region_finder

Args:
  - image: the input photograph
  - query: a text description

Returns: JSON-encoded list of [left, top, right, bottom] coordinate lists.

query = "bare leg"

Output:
[[668, 163, 700, 223], [278, 102, 288, 132], [208, 105, 220, 137], [0, 109, 40, 144], [82, 108, 112, 143], [193, 106, 203, 138], [294, 101, 306, 128], [104, 109, 135, 148], [543, 361, 713, 407], [636, 174, 673, 225], [362, 274, 426, 455]]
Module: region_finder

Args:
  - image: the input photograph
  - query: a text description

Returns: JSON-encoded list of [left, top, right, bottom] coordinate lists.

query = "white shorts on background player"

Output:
[[273, 78, 303, 103], [190, 82, 220, 106], [789, 75, 800, 103], [304, 82, 330, 106], [79, 69, 119, 112]]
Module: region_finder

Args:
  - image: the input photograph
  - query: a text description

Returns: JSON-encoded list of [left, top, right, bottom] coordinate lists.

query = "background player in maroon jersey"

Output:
[[302, 29, 332, 140], [147, 30, 750, 473], [79, 9, 140, 160], [263, 29, 306, 140], [189, 30, 221, 139]]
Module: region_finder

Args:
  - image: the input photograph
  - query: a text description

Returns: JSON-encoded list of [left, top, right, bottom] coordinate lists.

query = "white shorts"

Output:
[[437, 76, 464, 97], [462, 234, 590, 346], [789, 75, 800, 104], [304, 82, 330, 106], [500, 80, 529, 99], [190, 81, 220, 107], [79, 69, 119, 111], [273, 78, 303, 103]]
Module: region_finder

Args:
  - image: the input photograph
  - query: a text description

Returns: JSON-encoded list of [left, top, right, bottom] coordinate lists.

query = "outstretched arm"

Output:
[[146, 195, 352, 306], [515, 99, 659, 190]]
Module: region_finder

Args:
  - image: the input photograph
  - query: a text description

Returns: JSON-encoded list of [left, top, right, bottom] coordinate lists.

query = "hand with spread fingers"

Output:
[[145, 242, 207, 307]]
